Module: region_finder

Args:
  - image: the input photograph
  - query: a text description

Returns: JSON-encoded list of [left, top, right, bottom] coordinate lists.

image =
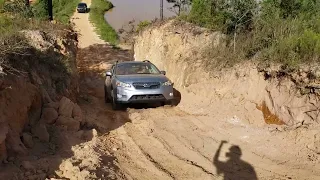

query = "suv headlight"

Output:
[[116, 81, 131, 88], [162, 80, 173, 86]]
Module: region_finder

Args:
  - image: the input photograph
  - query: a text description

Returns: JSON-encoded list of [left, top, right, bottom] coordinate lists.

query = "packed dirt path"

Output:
[[73, 2, 320, 180]]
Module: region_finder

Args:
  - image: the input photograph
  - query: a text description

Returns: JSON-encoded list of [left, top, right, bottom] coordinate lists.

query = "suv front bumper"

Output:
[[77, 8, 86, 13], [115, 86, 174, 103]]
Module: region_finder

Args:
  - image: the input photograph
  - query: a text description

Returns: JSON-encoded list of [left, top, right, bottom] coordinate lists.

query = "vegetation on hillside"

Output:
[[0, 0, 5, 8], [185, 0, 320, 67], [33, 0, 80, 24], [89, 0, 118, 44], [136, 20, 151, 32], [0, 0, 71, 76]]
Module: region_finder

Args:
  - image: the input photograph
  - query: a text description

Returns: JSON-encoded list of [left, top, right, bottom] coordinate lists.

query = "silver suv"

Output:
[[104, 60, 174, 109]]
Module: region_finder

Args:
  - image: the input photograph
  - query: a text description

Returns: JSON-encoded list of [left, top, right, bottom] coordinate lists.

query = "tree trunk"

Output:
[[48, 0, 53, 21], [25, 0, 30, 7]]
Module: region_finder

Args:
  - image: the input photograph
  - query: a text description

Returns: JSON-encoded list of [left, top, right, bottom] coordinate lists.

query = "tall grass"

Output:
[[89, 0, 118, 44]]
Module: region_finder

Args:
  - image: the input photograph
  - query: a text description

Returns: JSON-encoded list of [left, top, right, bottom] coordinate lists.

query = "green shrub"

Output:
[[33, 0, 80, 24], [187, 0, 258, 33], [136, 20, 151, 32]]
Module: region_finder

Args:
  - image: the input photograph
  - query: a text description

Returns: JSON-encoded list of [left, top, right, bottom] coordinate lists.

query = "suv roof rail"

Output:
[[143, 60, 150, 63]]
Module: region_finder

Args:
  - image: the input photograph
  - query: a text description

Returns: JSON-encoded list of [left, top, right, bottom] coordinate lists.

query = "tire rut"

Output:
[[123, 120, 215, 180], [140, 151, 176, 179], [153, 134, 217, 178]]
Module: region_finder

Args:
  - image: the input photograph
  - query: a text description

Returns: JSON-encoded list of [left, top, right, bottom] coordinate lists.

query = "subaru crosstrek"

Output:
[[104, 60, 174, 110], [77, 3, 88, 13]]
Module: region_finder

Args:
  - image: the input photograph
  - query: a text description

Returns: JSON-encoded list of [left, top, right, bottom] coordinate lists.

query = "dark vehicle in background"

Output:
[[77, 3, 88, 13], [104, 60, 174, 110]]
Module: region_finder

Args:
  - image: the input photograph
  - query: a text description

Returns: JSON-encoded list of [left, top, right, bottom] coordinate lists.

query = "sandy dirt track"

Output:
[[71, 0, 105, 48], [73, 1, 320, 179]]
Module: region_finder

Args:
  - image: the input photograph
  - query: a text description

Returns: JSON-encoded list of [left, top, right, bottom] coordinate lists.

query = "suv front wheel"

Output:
[[111, 90, 122, 110], [162, 100, 174, 107], [104, 85, 110, 103]]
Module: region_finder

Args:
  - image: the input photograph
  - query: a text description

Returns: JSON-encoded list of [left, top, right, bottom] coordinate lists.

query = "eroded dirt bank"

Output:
[[0, 28, 84, 179]]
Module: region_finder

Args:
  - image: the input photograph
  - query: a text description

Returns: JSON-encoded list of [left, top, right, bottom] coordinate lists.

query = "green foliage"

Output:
[[188, 0, 258, 33], [53, 0, 80, 24], [136, 20, 151, 32], [186, 0, 320, 66], [0, 0, 5, 9], [89, 0, 118, 44], [32, 0, 48, 20], [33, 0, 80, 24]]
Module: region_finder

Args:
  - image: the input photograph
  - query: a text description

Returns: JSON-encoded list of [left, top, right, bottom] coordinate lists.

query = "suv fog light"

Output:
[[117, 94, 127, 99], [169, 93, 173, 96]]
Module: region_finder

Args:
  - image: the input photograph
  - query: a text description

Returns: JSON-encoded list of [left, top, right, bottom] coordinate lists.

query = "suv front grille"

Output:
[[129, 94, 164, 101], [132, 82, 160, 89]]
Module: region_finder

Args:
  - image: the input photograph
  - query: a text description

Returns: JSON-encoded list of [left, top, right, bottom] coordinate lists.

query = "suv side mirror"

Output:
[[160, 71, 166, 75], [106, 71, 112, 76]]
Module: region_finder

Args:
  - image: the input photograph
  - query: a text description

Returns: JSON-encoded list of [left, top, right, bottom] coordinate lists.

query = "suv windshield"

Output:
[[115, 63, 161, 75], [78, 3, 86, 7]]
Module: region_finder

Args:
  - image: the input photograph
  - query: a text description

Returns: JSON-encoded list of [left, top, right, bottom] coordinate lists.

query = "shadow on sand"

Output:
[[213, 141, 257, 180]]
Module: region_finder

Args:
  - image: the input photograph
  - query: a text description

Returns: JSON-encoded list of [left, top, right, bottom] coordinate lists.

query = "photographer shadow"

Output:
[[213, 141, 257, 180]]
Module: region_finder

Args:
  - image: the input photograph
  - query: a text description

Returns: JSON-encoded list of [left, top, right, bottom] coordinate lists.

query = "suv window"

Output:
[[78, 3, 87, 8], [115, 63, 161, 75]]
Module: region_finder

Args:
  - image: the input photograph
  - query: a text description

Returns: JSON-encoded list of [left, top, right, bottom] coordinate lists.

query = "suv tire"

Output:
[[111, 90, 122, 110], [162, 100, 174, 107], [104, 85, 110, 103]]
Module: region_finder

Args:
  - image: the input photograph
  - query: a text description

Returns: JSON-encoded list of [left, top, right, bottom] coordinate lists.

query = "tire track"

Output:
[[141, 151, 176, 179], [123, 120, 215, 180]]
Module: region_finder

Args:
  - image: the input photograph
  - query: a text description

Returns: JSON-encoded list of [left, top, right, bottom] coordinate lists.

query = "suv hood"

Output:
[[115, 74, 169, 83]]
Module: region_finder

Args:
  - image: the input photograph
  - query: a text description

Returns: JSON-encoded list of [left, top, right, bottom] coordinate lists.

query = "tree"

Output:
[[25, 0, 30, 7], [189, 0, 257, 33], [167, 0, 192, 15]]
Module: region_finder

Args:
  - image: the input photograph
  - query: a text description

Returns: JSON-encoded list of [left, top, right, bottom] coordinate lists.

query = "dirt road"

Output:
[[73, 1, 320, 179], [71, 0, 105, 48]]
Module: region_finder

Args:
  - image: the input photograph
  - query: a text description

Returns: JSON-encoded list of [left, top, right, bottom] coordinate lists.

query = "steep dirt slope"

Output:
[[0, 29, 78, 163]]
